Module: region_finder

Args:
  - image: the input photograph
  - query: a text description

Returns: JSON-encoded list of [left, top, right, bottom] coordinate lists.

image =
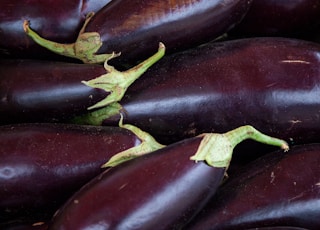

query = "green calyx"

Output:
[[72, 102, 122, 125], [23, 12, 113, 64], [190, 125, 289, 168], [82, 42, 165, 110], [102, 115, 166, 167]]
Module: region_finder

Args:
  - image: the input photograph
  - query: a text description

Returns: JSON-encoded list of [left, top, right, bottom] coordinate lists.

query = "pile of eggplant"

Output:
[[1, 0, 320, 229]]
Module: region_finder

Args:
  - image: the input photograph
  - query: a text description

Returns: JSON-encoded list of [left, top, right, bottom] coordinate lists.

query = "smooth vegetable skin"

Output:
[[0, 123, 142, 222], [0, 0, 112, 59], [24, 0, 252, 65], [0, 59, 107, 124], [76, 37, 320, 147], [230, 0, 320, 37], [48, 126, 288, 230], [0, 43, 165, 125], [186, 144, 320, 230]]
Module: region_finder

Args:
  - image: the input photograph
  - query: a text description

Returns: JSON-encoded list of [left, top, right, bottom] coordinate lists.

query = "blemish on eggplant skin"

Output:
[[289, 120, 302, 124], [119, 183, 128, 190], [73, 199, 79, 204], [270, 171, 275, 184], [1, 95, 8, 103]]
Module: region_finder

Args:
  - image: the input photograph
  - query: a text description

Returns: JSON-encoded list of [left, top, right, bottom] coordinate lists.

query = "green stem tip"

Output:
[[102, 114, 166, 167], [190, 125, 289, 168], [23, 12, 114, 64]]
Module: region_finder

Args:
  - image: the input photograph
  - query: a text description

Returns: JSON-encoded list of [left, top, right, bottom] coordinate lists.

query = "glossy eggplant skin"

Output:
[[230, 0, 320, 37], [0, 59, 107, 125], [186, 144, 320, 230], [48, 136, 225, 230], [0, 0, 112, 59], [0, 123, 141, 222], [85, 0, 253, 66], [96, 37, 320, 145]]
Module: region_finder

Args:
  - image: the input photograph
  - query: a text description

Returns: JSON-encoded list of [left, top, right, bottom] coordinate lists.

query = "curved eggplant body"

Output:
[[186, 144, 320, 230], [86, 0, 253, 65], [230, 0, 320, 37], [48, 137, 225, 230], [0, 59, 107, 124], [97, 37, 320, 145], [0, 123, 141, 222], [0, 0, 112, 59]]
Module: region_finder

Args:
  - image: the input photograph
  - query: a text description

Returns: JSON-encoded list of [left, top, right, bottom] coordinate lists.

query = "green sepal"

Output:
[[72, 102, 122, 126], [102, 115, 166, 167], [190, 125, 289, 168], [23, 12, 114, 64], [82, 42, 165, 110]]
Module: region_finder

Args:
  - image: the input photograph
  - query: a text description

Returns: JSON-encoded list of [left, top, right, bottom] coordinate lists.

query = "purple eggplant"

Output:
[[186, 143, 320, 230], [0, 122, 164, 222], [229, 0, 320, 37], [0, 43, 165, 125], [47, 126, 288, 230], [23, 0, 253, 65], [0, 0, 112, 60], [74, 37, 320, 148]]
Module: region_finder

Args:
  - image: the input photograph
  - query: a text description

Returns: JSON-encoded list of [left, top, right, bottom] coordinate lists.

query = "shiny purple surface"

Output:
[[49, 136, 225, 229], [101, 37, 320, 146], [0, 123, 141, 222], [187, 144, 320, 229], [86, 0, 253, 65]]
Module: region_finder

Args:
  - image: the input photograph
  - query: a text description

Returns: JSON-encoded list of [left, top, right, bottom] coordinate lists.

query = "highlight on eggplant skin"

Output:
[[0, 123, 142, 222], [185, 143, 320, 230]]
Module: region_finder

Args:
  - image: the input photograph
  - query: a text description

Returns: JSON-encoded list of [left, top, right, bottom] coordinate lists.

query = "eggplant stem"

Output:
[[102, 114, 166, 167], [23, 12, 115, 64], [82, 42, 165, 110], [71, 102, 122, 125], [190, 125, 289, 168]]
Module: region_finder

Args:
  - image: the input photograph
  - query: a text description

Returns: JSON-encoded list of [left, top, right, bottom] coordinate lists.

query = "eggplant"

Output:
[[74, 37, 320, 148], [47, 126, 288, 230], [186, 143, 320, 230], [23, 0, 253, 65], [0, 43, 165, 125], [0, 122, 164, 222], [0, 0, 112, 60], [229, 0, 320, 37]]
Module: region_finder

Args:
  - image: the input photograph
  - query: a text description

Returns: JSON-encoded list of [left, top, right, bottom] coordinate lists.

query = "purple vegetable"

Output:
[[0, 43, 165, 125], [23, 0, 253, 65], [48, 126, 288, 230], [0, 122, 163, 222], [75, 37, 320, 148], [186, 144, 320, 230]]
